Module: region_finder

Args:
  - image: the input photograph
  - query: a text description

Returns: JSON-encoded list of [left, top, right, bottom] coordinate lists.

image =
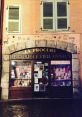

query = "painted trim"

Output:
[[6, 5, 21, 34], [41, 0, 69, 31]]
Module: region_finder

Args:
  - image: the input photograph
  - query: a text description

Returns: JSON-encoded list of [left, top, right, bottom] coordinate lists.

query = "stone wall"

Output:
[[72, 54, 81, 98], [1, 34, 81, 100]]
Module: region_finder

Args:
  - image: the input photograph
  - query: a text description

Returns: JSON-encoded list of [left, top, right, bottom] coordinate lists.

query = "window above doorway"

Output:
[[6, 5, 21, 33], [41, 0, 69, 31]]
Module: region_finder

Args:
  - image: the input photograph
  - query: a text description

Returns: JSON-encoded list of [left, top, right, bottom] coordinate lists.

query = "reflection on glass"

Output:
[[10, 61, 32, 87], [57, 18, 67, 29], [11, 61, 31, 79], [43, 19, 53, 29], [50, 61, 71, 86], [43, 2, 53, 17], [57, 2, 67, 16], [13, 79, 31, 87]]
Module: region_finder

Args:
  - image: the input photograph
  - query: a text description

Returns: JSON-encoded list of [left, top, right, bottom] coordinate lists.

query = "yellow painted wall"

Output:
[[70, 0, 82, 33], [3, 0, 82, 35], [3, 0, 40, 35]]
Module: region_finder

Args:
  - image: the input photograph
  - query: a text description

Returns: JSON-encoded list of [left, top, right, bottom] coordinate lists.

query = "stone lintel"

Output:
[[11, 41, 77, 53]]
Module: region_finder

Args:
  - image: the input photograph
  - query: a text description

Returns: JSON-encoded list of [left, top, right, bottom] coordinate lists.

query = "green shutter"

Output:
[[7, 6, 20, 33]]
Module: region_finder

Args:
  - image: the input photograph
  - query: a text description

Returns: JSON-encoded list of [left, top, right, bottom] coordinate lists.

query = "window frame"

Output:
[[55, 0, 69, 31], [6, 5, 21, 34], [41, 0, 69, 31], [41, 0, 54, 31]]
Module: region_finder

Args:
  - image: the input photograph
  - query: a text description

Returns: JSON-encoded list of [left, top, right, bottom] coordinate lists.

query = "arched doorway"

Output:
[[9, 47, 73, 99]]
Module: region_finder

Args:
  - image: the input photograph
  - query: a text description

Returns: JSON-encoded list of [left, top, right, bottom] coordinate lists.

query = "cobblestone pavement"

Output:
[[0, 99, 82, 117]]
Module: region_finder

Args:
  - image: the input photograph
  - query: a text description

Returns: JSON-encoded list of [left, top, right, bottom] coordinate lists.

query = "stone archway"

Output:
[[3, 39, 78, 54], [1, 37, 80, 100]]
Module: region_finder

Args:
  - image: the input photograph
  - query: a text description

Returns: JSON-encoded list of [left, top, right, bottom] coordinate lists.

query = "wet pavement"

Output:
[[0, 99, 82, 117]]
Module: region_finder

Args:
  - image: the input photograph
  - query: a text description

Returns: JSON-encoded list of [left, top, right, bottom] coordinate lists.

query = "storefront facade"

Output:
[[1, 34, 80, 99], [2, 0, 82, 100], [9, 47, 72, 99]]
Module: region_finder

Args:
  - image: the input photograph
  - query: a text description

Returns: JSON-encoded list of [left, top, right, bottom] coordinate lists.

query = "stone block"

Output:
[[72, 59, 79, 72], [8, 45, 15, 53], [1, 81, 9, 89], [47, 40, 56, 48], [2, 47, 10, 54], [72, 80, 80, 88], [1, 88, 9, 100], [2, 55, 9, 61], [1, 73, 9, 84], [2, 61, 9, 73], [60, 41, 68, 50], [35, 40, 46, 47], [72, 54, 78, 59], [26, 40, 35, 48], [67, 43, 74, 53], [56, 41, 68, 50], [72, 72, 79, 80]]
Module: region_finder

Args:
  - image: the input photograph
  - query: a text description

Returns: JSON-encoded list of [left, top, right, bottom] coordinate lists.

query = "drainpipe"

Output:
[[0, 0, 4, 99]]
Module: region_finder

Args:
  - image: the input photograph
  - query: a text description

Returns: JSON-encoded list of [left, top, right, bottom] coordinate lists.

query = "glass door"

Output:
[[50, 60, 73, 98], [33, 61, 49, 96]]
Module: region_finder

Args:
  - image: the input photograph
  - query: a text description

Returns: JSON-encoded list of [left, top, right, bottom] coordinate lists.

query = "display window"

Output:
[[10, 60, 32, 87], [50, 61, 72, 87], [9, 48, 73, 98]]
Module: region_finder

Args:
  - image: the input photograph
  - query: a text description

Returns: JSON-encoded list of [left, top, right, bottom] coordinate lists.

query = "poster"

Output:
[[34, 84, 39, 92], [34, 72, 38, 78], [34, 64, 39, 71], [38, 70, 42, 78], [34, 78, 38, 83]]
